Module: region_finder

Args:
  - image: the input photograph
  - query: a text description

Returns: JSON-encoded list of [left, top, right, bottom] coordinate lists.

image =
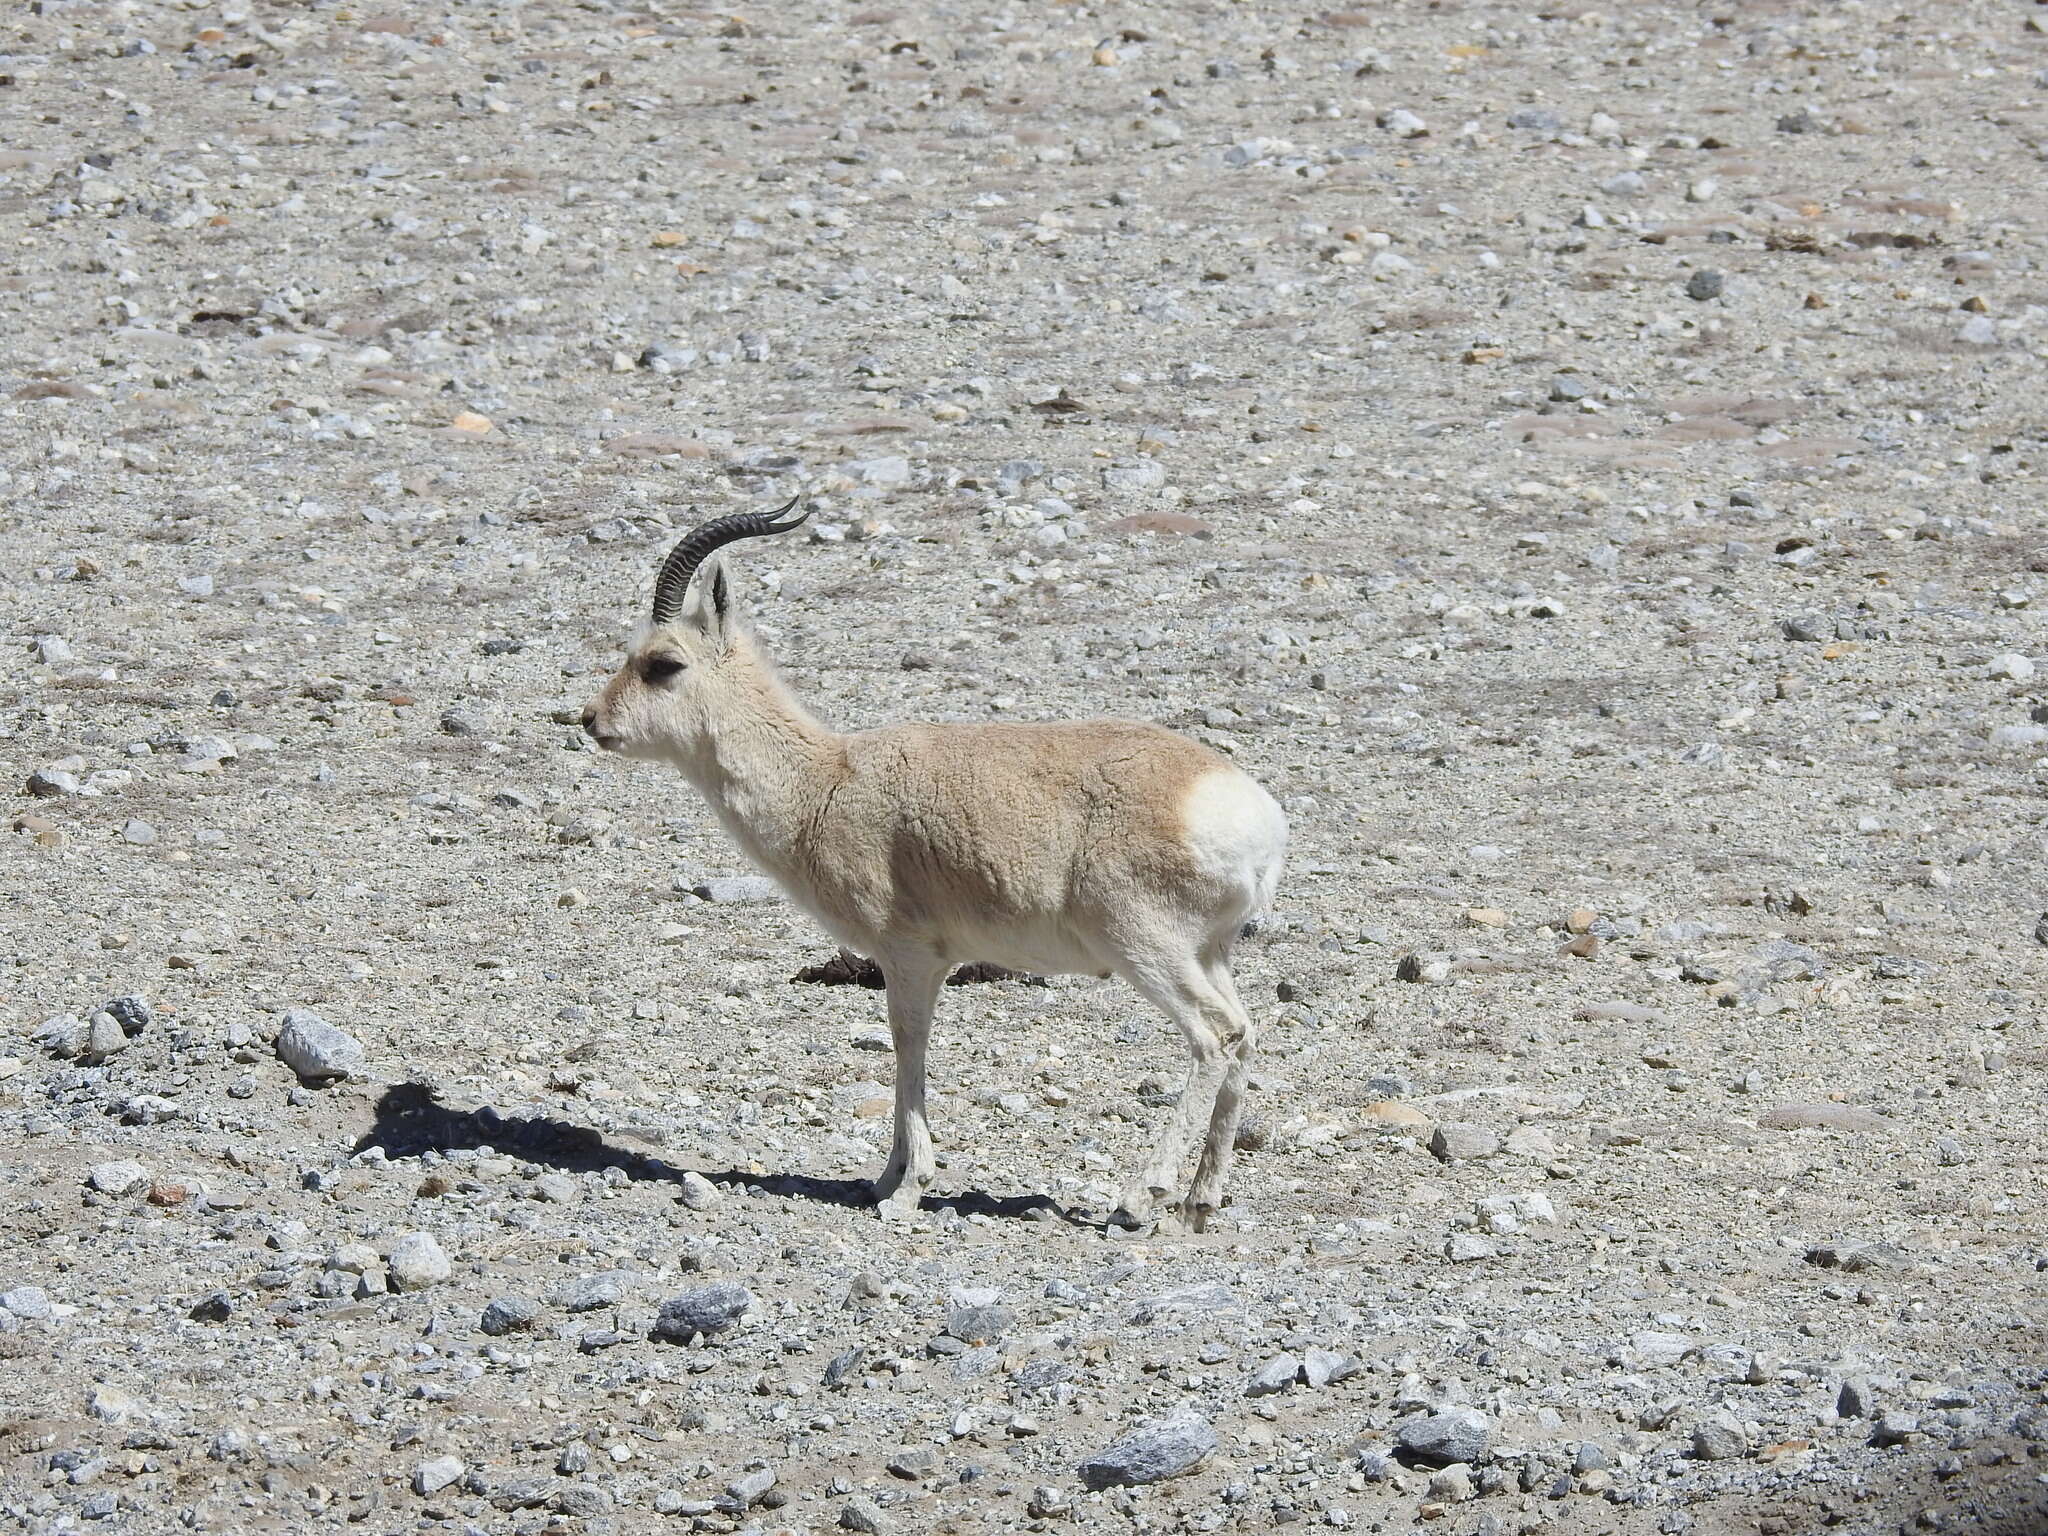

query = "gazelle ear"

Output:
[[707, 563, 732, 631], [688, 559, 732, 638]]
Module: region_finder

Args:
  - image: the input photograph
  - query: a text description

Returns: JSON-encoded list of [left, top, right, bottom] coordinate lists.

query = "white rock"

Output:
[[1987, 653, 2034, 682], [88, 1161, 150, 1196], [412, 1455, 464, 1495], [387, 1232, 452, 1291]]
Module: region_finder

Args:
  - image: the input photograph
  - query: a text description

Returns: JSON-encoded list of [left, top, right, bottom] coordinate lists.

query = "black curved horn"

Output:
[[649, 496, 809, 625]]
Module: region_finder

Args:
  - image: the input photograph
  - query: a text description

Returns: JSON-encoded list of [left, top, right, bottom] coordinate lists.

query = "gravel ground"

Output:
[[3, 2, 2046, 1534]]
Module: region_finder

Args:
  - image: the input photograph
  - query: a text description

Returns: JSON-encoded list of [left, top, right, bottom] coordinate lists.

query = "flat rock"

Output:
[[1759, 1102, 1887, 1132], [653, 1282, 754, 1341], [1079, 1410, 1217, 1489], [274, 1008, 365, 1081]]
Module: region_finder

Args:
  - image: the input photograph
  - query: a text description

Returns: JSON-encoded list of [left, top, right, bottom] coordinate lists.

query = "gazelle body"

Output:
[[583, 501, 1286, 1229]]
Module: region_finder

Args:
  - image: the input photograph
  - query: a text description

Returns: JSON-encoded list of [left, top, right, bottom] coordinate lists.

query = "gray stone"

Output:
[[840, 1496, 894, 1533], [1690, 1418, 1747, 1461], [83, 1013, 129, 1062], [1302, 1348, 1359, 1388], [2, 1286, 53, 1319], [1101, 458, 1168, 496], [691, 876, 784, 904], [1686, 269, 1725, 301], [387, 1233, 452, 1291], [481, 1296, 541, 1336], [274, 1008, 364, 1081], [121, 819, 156, 845], [1430, 1123, 1500, 1162], [679, 1170, 723, 1210], [653, 1282, 754, 1341], [725, 1467, 776, 1506], [1838, 1377, 1876, 1419], [886, 1447, 937, 1480], [87, 1385, 144, 1423], [413, 1455, 464, 1495], [35, 1015, 88, 1057], [1246, 1354, 1300, 1397], [1507, 107, 1563, 133], [1079, 1410, 1217, 1489], [27, 767, 81, 797], [88, 1161, 150, 1197], [1445, 1233, 1498, 1263], [946, 1287, 1014, 1345], [1395, 1407, 1491, 1467], [533, 1172, 577, 1203], [102, 996, 150, 1034], [559, 1271, 632, 1312], [1871, 1411, 1920, 1447]]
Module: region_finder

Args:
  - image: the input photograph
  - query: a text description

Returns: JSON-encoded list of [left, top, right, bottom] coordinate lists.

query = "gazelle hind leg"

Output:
[[1186, 959, 1258, 1229], [1110, 957, 1244, 1230]]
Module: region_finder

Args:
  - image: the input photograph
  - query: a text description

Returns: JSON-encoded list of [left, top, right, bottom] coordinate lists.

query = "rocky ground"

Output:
[[3, 1, 2047, 1533]]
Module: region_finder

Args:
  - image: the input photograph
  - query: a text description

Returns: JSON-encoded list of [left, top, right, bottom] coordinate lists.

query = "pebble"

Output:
[[274, 1008, 365, 1081], [679, 1170, 723, 1210], [1838, 1377, 1876, 1419], [412, 1455, 464, 1496], [481, 1296, 541, 1335], [87, 1385, 144, 1424], [726, 1466, 777, 1505], [2, 1286, 54, 1320], [946, 1288, 1015, 1345], [840, 1496, 894, 1533], [1987, 653, 2034, 682], [1691, 1418, 1747, 1461], [1871, 1412, 1920, 1447], [560, 1271, 632, 1311], [653, 1282, 754, 1341], [1759, 1103, 1885, 1132], [1430, 1123, 1500, 1162], [83, 1012, 129, 1062], [1686, 270, 1725, 301], [88, 1161, 150, 1197], [1398, 1408, 1491, 1466], [387, 1233, 452, 1291], [1246, 1354, 1301, 1396], [1302, 1348, 1359, 1388], [1079, 1410, 1217, 1489]]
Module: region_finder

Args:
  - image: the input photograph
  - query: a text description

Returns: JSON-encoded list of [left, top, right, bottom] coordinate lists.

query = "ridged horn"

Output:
[[649, 496, 809, 625]]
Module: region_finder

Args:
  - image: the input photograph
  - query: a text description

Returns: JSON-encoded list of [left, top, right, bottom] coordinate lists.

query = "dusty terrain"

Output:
[[3, 1, 2046, 1533]]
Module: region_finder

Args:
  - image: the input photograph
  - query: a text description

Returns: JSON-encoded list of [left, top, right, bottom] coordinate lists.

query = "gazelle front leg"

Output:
[[874, 949, 949, 1222]]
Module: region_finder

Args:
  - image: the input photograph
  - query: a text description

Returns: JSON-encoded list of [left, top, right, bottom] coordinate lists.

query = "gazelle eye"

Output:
[[640, 655, 685, 685]]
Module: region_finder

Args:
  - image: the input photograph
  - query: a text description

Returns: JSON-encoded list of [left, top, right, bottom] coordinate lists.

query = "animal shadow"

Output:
[[355, 1082, 1085, 1226]]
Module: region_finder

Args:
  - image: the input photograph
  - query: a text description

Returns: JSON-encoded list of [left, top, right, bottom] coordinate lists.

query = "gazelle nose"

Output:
[[580, 710, 599, 738]]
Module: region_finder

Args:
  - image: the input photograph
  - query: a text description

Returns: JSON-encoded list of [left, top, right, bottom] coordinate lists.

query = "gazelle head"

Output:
[[581, 497, 810, 763]]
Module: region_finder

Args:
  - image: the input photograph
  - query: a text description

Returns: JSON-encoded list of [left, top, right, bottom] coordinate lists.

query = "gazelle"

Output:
[[582, 498, 1286, 1230]]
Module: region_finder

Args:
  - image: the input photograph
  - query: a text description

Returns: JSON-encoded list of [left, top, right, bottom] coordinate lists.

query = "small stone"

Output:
[[27, 766, 81, 797], [121, 819, 156, 845], [1759, 1102, 1885, 1132], [1445, 1233, 1498, 1263], [1302, 1348, 1358, 1388], [1957, 315, 1999, 347], [886, 1447, 937, 1480], [1429, 1122, 1500, 1162], [560, 1271, 631, 1312], [726, 1467, 777, 1505], [1246, 1354, 1300, 1397], [679, 1171, 723, 1210], [387, 1233, 452, 1291], [691, 876, 784, 904], [1079, 1410, 1217, 1489], [1380, 107, 1428, 138], [533, 1173, 577, 1203], [83, 1012, 129, 1062], [2, 1286, 53, 1319], [1838, 1377, 1877, 1419], [653, 1282, 754, 1341], [89, 1161, 150, 1197], [1987, 653, 2034, 682], [274, 1008, 365, 1081], [481, 1296, 541, 1336], [1871, 1412, 1920, 1447], [1691, 1419, 1747, 1461], [102, 996, 151, 1034], [1396, 1407, 1490, 1467], [947, 1288, 1015, 1345], [1427, 1464, 1475, 1503], [1686, 269, 1725, 301], [188, 1290, 233, 1323], [1548, 375, 1588, 403], [840, 1495, 894, 1533], [87, 1385, 144, 1423], [1101, 458, 1168, 495], [413, 1455, 464, 1495]]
